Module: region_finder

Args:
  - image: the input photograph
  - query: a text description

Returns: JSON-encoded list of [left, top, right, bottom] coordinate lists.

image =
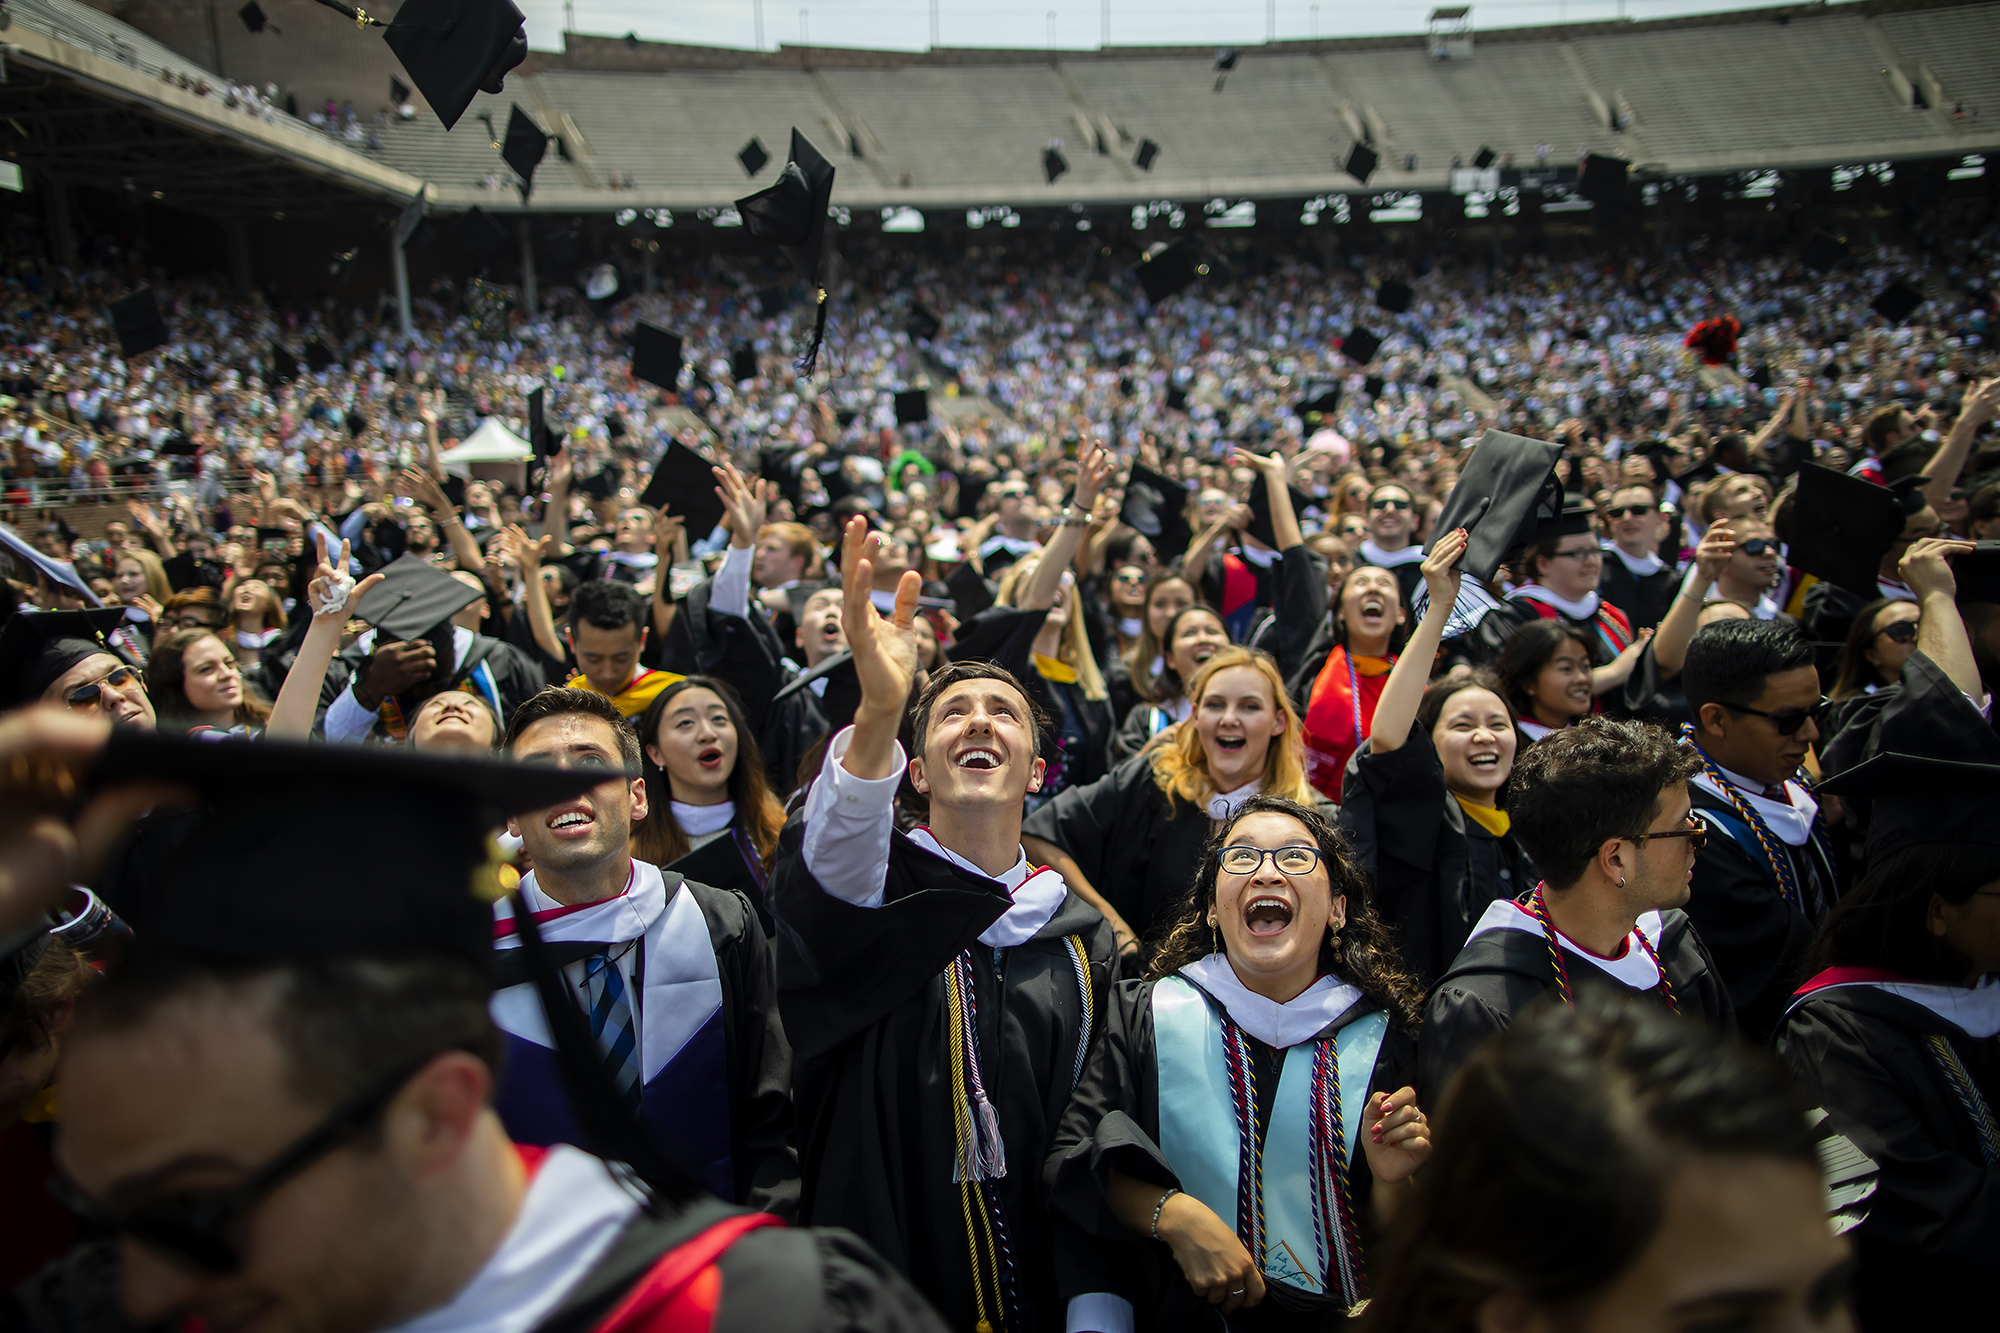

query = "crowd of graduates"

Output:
[[1, 206, 1998, 1333]]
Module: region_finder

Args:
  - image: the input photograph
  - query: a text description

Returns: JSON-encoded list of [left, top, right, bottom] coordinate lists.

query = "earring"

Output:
[[1328, 923, 1343, 948], [1618, 876, 1627, 888], [1207, 918, 1221, 954]]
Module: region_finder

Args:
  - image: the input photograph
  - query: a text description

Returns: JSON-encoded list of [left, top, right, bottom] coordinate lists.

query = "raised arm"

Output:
[[1368, 528, 1467, 755], [1232, 447, 1302, 552], [1922, 378, 2000, 517], [399, 466, 483, 573], [649, 509, 686, 643], [542, 450, 574, 554], [1653, 524, 1735, 678], [267, 533, 384, 739], [1019, 441, 1113, 611], [418, 393, 447, 483], [839, 516, 923, 781], [1902, 536, 1985, 700], [502, 525, 566, 663]]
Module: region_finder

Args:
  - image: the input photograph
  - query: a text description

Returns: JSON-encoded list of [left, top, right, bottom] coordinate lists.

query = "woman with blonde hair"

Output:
[[1025, 645, 1330, 961]]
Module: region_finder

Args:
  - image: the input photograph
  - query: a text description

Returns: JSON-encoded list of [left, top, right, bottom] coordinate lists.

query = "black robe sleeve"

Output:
[[466, 635, 550, 721], [1273, 546, 1333, 707], [1111, 701, 1165, 766], [1022, 756, 1210, 943], [689, 880, 800, 1220], [1416, 980, 1509, 1111]]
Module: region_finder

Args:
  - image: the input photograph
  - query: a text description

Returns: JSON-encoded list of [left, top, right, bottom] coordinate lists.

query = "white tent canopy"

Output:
[[439, 418, 532, 479]]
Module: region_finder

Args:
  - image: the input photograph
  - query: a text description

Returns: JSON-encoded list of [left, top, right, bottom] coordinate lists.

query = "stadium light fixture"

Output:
[[1205, 199, 1255, 228], [1368, 193, 1422, 223], [615, 208, 637, 225], [881, 206, 925, 233], [1948, 154, 1987, 181]]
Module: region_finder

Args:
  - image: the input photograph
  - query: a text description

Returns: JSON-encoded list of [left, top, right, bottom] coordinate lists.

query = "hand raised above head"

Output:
[[1419, 526, 1468, 604], [840, 516, 921, 722], [1901, 535, 1976, 600]]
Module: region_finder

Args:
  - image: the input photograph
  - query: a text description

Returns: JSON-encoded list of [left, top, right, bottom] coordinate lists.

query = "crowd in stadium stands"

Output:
[[3, 206, 1999, 1331]]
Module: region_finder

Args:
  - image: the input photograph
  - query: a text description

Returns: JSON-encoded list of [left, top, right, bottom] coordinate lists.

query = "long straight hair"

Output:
[[631, 677, 786, 870], [995, 556, 1108, 702], [1127, 573, 1206, 704], [1151, 646, 1316, 812]]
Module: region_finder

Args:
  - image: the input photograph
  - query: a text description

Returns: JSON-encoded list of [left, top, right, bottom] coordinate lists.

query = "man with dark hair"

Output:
[[1420, 717, 1732, 1105], [770, 517, 1117, 1332], [1597, 483, 1676, 631], [494, 687, 797, 1215], [564, 579, 678, 717], [1680, 616, 1841, 1041]]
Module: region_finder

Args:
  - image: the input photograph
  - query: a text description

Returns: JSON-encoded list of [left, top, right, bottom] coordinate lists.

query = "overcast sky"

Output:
[[518, 0, 1793, 55]]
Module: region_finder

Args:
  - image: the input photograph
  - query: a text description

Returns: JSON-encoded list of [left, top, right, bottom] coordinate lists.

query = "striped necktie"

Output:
[[583, 949, 642, 1110]]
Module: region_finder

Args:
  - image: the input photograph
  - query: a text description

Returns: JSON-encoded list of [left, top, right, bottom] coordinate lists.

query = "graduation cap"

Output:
[[303, 339, 336, 374], [1341, 327, 1382, 365], [731, 343, 758, 383], [238, 1, 268, 33], [0, 608, 131, 710], [1134, 138, 1160, 171], [1043, 147, 1069, 184], [1578, 153, 1628, 204], [1421, 371, 1441, 390], [345, 409, 369, 438], [1342, 142, 1378, 185], [1472, 146, 1496, 169], [527, 386, 560, 459], [736, 129, 837, 373], [1376, 280, 1413, 315], [604, 411, 626, 441], [774, 650, 863, 732], [1134, 242, 1205, 304], [906, 304, 942, 342], [1430, 429, 1566, 586], [501, 104, 548, 199], [352, 554, 485, 643], [639, 440, 726, 538], [1786, 463, 1904, 598], [1800, 229, 1847, 273], [262, 342, 296, 385], [1951, 541, 2000, 607], [1871, 279, 1924, 326], [1363, 374, 1386, 400], [381, 0, 529, 132], [631, 321, 683, 391], [396, 188, 428, 249], [1296, 379, 1341, 422], [107, 290, 169, 360], [754, 286, 787, 320], [944, 563, 996, 622], [391, 75, 413, 105], [895, 388, 929, 425], [737, 137, 770, 177], [1747, 363, 1774, 391], [445, 207, 510, 261], [1165, 380, 1189, 413], [1121, 461, 1193, 558], [1212, 47, 1237, 91], [1246, 471, 1312, 551]]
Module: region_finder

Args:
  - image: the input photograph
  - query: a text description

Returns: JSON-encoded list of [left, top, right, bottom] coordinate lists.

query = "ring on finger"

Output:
[[1229, 1289, 1245, 1297]]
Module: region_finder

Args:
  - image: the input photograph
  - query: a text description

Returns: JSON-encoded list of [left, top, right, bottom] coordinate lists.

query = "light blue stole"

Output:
[[1152, 973, 1387, 1294]]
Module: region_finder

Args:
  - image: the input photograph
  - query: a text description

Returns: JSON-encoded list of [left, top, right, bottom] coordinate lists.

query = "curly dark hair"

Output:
[[1148, 794, 1426, 1029]]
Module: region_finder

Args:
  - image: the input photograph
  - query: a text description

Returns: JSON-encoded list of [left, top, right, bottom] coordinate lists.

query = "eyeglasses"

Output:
[[1369, 498, 1413, 512], [1549, 547, 1603, 562], [1115, 570, 1150, 585], [65, 665, 142, 710], [48, 1051, 446, 1274], [1630, 814, 1709, 853], [1721, 697, 1828, 735], [1737, 538, 1775, 556], [1604, 504, 1654, 520], [1216, 844, 1325, 876], [1875, 619, 1919, 644]]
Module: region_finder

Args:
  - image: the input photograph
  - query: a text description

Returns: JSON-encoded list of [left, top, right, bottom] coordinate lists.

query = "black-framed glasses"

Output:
[[49, 1050, 446, 1273], [65, 665, 142, 711], [1549, 547, 1604, 561], [1876, 620, 1920, 645], [1721, 697, 1828, 735], [1630, 814, 1709, 853], [1369, 498, 1412, 512], [1737, 537, 1775, 556], [1216, 844, 1325, 876], [1604, 504, 1653, 520]]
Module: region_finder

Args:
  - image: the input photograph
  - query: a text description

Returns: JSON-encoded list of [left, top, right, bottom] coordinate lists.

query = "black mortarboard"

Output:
[[1043, 147, 1069, 184], [1296, 379, 1340, 421], [304, 338, 335, 374], [906, 304, 942, 342], [729, 343, 757, 383], [268, 342, 298, 385], [1343, 142, 1378, 184], [1376, 280, 1413, 314], [391, 75, 413, 105], [1748, 363, 1773, 390], [1363, 374, 1386, 399], [1135, 242, 1204, 304], [1578, 152, 1628, 204], [944, 562, 996, 621], [108, 290, 169, 360], [735, 129, 837, 371], [639, 440, 726, 538], [238, 1, 267, 33], [1121, 461, 1193, 558], [1951, 542, 2000, 606], [1213, 47, 1238, 71], [446, 207, 510, 260], [1342, 327, 1382, 365], [631, 322, 683, 391], [895, 388, 929, 425], [92, 731, 606, 966], [352, 554, 485, 642], [1871, 280, 1924, 325], [1166, 380, 1189, 412], [1134, 138, 1160, 171], [346, 409, 368, 438], [0, 608, 130, 709], [501, 104, 548, 199], [1787, 463, 1903, 597], [737, 137, 769, 178], [755, 286, 787, 320], [1430, 429, 1566, 584], [1246, 471, 1312, 550], [382, 0, 529, 132], [1473, 146, 1496, 169], [605, 410, 626, 441], [1537, 495, 1597, 542], [1422, 371, 1441, 390], [528, 386, 559, 460], [1801, 229, 1847, 273]]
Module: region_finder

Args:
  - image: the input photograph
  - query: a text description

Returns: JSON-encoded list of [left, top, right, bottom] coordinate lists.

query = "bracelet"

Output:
[[1059, 507, 1090, 527], [1150, 1187, 1179, 1239], [440, 512, 464, 526]]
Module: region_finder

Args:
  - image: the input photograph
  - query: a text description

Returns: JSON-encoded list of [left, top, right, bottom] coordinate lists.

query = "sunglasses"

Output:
[[49, 1051, 445, 1274], [1217, 844, 1326, 876], [1630, 814, 1709, 853], [1875, 619, 1919, 645], [1721, 697, 1828, 736], [65, 665, 142, 710], [1114, 570, 1150, 586], [1737, 538, 1775, 556], [1604, 504, 1654, 520], [1369, 498, 1413, 512], [1549, 547, 1604, 561]]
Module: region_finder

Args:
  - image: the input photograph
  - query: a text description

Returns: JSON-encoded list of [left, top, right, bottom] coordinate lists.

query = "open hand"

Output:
[[714, 462, 771, 549], [840, 516, 921, 722], [1072, 439, 1116, 513], [1693, 523, 1736, 584], [397, 466, 451, 516], [1420, 526, 1469, 606], [1901, 535, 1976, 601]]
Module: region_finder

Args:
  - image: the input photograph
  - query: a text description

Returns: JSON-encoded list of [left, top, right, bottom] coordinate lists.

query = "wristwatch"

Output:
[[1059, 506, 1090, 527]]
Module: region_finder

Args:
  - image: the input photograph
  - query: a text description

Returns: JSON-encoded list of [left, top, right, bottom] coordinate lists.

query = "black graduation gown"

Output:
[[1417, 903, 1733, 1107], [1684, 783, 1837, 1043], [1596, 553, 1677, 632], [1045, 976, 1414, 1331], [1270, 546, 1336, 711], [314, 631, 547, 739], [1110, 701, 1180, 766], [1020, 755, 1214, 949], [949, 606, 1117, 797], [1338, 727, 1537, 987], [667, 827, 776, 937], [770, 815, 1120, 1332], [1801, 580, 1869, 683], [1775, 982, 2000, 1330]]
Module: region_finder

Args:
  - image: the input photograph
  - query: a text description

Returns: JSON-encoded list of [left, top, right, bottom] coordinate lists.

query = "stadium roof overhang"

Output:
[[0, 21, 422, 220]]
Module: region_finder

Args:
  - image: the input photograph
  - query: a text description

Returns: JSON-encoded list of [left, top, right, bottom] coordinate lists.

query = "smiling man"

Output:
[[1418, 717, 1734, 1106], [0, 608, 155, 728], [770, 517, 1119, 1332], [492, 687, 796, 1215]]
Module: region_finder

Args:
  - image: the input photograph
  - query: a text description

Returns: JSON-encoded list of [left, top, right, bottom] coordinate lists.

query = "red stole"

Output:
[[1301, 645, 1393, 801]]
